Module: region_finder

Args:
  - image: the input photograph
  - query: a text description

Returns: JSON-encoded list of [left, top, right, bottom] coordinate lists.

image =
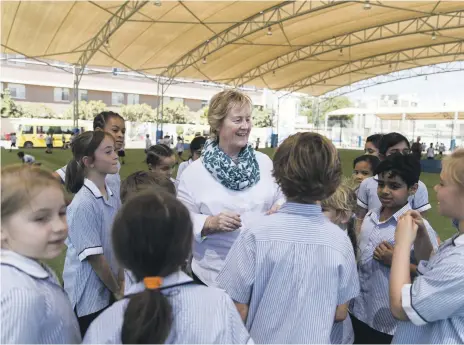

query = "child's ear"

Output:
[[82, 156, 94, 168], [408, 183, 418, 196]]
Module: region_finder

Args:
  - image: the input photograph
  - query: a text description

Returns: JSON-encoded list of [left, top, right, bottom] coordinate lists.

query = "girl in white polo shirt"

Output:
[[1, 165, 80, 343], [62, 131, 123, 336]]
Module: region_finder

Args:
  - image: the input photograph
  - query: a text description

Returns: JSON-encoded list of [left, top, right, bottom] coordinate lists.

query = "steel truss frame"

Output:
[[322, 61, 464, 99], [157, 0, 341, 90], [227, 10, 464, 87], [282, 41, 464, 94], [71, 0, 148, 126]]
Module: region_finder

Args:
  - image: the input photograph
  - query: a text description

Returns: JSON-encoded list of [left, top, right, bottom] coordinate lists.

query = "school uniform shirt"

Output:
[[1, 250, 81, 344], [427, 147, 435, 158], [176, 158, 192, 185], [393, 233, 464, 344], [23, 154, 35, 163], [63, 178, 121, 317], [357, 176, 431, 212], [56, 161, 121, 194], [45, 136, 52, 145], [330, 224, 356, 345], [351, 203, 439, 335], [10, 134, 16, 144], [83, 271, 253, 344], [123, 269, 136, 295], [177, 152, 284, 287], [145, 137, 152, 150], [217, 203, 360, 344]]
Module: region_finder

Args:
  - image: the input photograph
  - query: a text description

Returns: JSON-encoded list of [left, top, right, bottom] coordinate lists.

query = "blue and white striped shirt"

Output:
[[357, 176, 431, 213], [351, 203, 438, 335], [83, 271, 252, 344], [63, 178, 121, 317], [393, 233, 464, 344], [1, 250, 81, 343], [217, 203, 359, 344]]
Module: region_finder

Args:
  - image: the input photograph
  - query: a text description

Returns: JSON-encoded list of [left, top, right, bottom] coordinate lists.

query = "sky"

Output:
[[348, 70, 464, 108]]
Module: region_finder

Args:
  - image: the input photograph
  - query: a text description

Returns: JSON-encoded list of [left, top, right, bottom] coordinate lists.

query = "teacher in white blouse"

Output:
[[177, 89, 283, 287]]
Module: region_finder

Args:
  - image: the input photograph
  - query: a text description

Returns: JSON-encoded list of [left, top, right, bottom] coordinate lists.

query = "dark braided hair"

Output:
[[93, 111, 124, 130]]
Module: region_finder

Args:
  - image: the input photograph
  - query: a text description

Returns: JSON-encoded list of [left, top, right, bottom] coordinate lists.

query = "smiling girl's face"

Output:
[[1, 186, 68, 260]]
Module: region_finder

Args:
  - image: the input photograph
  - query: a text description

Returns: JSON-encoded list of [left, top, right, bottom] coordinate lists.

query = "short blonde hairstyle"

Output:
[[321, 178, 357, 223], [1, 165, 62, 223], [208, 89, 252, 139], [443, 148, 464, 190]]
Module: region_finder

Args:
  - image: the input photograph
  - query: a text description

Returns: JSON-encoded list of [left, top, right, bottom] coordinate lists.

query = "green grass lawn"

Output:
[[1, 147, 454, 278]]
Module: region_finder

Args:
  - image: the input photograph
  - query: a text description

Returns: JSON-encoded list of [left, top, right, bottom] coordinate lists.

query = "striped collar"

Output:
[[1, 250, 49, 279], [369, 202, 411, 224], [84, 178, 114, 199], [278, 202, 322, 217], [126, 270, 194, 295]]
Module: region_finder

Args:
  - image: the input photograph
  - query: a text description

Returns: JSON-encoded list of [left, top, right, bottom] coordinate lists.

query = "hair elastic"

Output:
[[144, 276, 163, 289]]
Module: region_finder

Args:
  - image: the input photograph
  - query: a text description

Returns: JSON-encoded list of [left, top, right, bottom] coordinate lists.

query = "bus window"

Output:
[[62, 127, 73, 135], [49, 126, 63, 135], [22, 125, 34, 134], [37, 126, 50, 134]]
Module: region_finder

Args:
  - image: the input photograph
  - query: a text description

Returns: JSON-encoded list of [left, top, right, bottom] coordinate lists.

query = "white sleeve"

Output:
[[177, 175, 208, 243], [55, 165, 67, 183], [412, 181, 431, 212]]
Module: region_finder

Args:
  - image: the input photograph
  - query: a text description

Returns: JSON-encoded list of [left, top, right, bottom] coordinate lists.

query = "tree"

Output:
[[300, 96, 352, 127], [158, 101, 191, 124], [299, 96, 316, 124], [252, 107, 273, 128], [64, 100, 107, 120], [1, 89, 23, 118], [192, 106, 209, 125], [327, 114, 353, 128], [21, 103, 56, 119], [121, 103, 155, 122]]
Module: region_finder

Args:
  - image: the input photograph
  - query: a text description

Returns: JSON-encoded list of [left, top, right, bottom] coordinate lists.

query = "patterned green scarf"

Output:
[[201, 139, 260, 191]]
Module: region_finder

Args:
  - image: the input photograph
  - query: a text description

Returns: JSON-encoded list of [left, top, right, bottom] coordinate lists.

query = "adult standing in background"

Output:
[[176, 136, 185, 160], [411, 136, 422, 160], [177, 89, 283, 287]]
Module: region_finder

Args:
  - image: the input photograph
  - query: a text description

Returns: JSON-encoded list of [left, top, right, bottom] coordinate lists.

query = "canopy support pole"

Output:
[[401, 113, 406, 136], [73, 65, 80, 129]]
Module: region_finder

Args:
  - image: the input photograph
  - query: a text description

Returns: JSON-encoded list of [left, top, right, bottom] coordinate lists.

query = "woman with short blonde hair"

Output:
[[177, 89, 283, 287]]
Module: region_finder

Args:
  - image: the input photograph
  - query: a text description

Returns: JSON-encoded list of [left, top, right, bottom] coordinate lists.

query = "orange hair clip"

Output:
[[143, 276, 163, 289]]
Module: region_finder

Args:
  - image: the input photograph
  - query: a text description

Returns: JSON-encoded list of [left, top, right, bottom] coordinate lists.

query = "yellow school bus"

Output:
[[17, 119, 92, 148]]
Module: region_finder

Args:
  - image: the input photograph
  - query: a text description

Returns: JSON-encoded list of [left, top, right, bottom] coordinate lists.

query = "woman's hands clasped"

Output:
[[203, 211, 242, 236]]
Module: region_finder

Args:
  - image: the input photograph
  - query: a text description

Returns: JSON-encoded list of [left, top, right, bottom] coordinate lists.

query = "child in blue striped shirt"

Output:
[[218, 132, 359, 343], [1, 165, 81, 343], [390, 149, 464, 344], [351, 153, 438, 344], [83, 190, 251, 344], [321, 180, 358, 344], [62, 131, 123, 336], [120, 170, 177, 294]]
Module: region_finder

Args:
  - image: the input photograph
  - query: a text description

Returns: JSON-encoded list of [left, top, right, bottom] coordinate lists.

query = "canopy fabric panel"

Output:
[[2, 1, 464, 96]]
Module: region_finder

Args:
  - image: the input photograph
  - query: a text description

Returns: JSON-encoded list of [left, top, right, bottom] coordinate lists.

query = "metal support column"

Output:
[[451, 111, 458, 150], [156, 78, 160, 139], [73, 65, 80, 129], [401, 113, 406, 135]]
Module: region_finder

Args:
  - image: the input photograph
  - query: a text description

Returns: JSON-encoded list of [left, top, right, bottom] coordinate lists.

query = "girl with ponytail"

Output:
[[62, 131, 123, 336], [55, 111, 125, 192], [83, 190, 252, 344]]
